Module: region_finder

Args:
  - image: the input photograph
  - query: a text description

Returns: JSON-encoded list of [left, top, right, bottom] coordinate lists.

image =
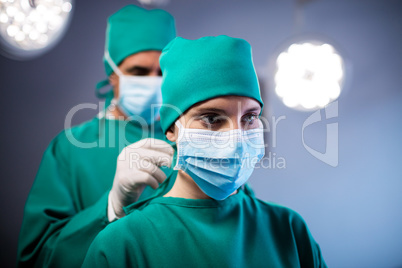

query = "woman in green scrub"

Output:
[[82, 35, 327, 267]]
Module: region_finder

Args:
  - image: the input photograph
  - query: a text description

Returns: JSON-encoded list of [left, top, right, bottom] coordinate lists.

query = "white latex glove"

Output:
[[108, 138, 174, 221]]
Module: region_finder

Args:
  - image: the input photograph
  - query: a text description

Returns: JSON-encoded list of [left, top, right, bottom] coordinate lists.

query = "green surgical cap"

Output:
[[104, 5, 176, 76], [159, 35, 264, 133]]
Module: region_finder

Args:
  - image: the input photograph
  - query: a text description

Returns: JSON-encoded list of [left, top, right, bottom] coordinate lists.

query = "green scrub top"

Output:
[[17, 116, 173, 268], [82, 172, 327, 268]]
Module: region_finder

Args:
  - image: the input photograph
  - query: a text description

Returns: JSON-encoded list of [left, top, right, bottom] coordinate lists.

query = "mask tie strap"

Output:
[[104, 50, 124, 77], [95, 79, 113, 99]]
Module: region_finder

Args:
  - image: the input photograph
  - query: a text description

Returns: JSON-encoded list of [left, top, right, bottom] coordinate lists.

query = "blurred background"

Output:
[[1, 0, 401, 267]]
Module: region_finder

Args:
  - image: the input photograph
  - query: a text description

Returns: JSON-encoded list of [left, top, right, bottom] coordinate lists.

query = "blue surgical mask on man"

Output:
[[105, 51, 162, 124], [174, 121, 265, 200]]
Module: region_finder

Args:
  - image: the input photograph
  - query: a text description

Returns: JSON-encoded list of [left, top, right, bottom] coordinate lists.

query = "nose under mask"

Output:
[[174, 121, 265, 200], [105, 51, 163, 124]]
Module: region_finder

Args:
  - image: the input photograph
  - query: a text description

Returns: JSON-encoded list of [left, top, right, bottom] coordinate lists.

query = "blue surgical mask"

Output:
[[105, 51, 162, 124], [174, 121, 265, 200]]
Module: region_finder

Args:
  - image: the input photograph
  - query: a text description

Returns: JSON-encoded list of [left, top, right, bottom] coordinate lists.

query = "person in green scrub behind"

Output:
[[82, 36, 327, 267], [17, 5, 176, 268]]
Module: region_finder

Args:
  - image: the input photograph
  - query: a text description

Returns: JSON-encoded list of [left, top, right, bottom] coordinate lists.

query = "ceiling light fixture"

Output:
[[137, 0, 169, 7], [0, 0, 74, 60], [274, 40, 345, 111]]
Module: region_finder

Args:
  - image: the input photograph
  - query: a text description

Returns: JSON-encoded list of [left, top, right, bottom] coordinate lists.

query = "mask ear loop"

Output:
[[100, 49, 124, 117], [175, 120, 186, 143]]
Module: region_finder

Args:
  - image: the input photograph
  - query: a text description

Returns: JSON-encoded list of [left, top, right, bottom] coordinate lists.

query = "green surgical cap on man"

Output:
[[103, 5, 176, 76], [159, 35, 264, 133]]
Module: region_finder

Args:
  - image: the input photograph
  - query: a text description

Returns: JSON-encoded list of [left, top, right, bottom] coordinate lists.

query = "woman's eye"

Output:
[[200, 115, 222, 126], [242, 114, 258, 125]]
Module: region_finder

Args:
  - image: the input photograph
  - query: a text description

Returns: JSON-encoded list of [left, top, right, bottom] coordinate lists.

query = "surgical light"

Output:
[[0, 0, 73, 60], [274, 41, 345, 111], [137, 0, 169, 7]]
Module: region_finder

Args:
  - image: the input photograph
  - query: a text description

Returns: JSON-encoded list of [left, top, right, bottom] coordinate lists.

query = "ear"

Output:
[[165, 125, 177, 143], [109, 73, 120, 98], [109, 73, 118, 87]]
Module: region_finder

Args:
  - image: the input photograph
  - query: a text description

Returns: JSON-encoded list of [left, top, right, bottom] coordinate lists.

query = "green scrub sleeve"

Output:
[[289, 211, 327, 267], [82, 224, 143, 268], [17, 136, 110, 268]]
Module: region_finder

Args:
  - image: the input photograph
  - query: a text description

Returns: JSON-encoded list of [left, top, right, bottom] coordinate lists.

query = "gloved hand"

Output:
[[108, 138, 174, 221]]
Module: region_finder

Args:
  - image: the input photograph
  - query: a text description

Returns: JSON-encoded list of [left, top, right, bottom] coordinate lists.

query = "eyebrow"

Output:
[[190, 108, 227, 115], [196, 107, 225, 113], [243, 107, 261, 114], [190, 106, 261, 115]]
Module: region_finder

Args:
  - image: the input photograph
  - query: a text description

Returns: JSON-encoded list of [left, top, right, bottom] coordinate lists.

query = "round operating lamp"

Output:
[[137, 0, 169, 6], [0, 0, 73, 60], [274, 41, 345, 111]]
